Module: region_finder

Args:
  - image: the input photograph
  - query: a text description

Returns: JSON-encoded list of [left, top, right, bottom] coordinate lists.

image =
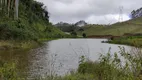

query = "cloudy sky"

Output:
[[36, 0, 142, 24]]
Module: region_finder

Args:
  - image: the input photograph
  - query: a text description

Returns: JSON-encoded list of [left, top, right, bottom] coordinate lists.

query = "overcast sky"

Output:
[[36, 0, 142, 24]]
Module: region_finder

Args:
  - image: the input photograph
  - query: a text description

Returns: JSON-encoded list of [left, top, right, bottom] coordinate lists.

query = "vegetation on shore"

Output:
[[76, 17, 142, 47], [0, 0, 74, 50], [1, 47, 142, 80], [61, 47, 142, 80], [109, 36, 142, 47], [0, 0, 142, 80], [0, 40, 40, 50]]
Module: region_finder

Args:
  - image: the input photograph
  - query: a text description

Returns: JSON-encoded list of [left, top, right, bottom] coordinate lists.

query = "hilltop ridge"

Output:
[[77, 17, 142, 36]]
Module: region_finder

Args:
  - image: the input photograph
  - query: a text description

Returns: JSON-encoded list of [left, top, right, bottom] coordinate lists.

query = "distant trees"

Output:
[[0, 0, 49, 21], [71, 30, 77, 36], [56, 22, 78, 32], [56, 20, 87, 32], [131, 7, 142, 19], [75, 20, 87, 27], [20, 0, 49, 23], [82, 33, 86, 38], [78, 28, 84, 32]]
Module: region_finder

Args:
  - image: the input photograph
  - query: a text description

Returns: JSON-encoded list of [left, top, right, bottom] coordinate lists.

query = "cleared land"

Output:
[[78, 17, 142, 36]]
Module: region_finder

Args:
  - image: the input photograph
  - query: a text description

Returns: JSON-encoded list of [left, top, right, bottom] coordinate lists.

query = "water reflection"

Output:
[[0, 39, 130, 78]]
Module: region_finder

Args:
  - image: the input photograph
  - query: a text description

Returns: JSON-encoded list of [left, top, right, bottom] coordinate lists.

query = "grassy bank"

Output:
[[1, 47, 142, 80], [0, 40, 40, 50], [109, 36, 142, 47], [0, 0, 74, 50]]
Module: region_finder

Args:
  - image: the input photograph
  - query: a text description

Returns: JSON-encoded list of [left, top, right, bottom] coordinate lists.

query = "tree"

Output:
[[15, 0, 19, 19], [0, 0, 19, 19], [82, 33, 86, 38], [71, 31, 77, 36]]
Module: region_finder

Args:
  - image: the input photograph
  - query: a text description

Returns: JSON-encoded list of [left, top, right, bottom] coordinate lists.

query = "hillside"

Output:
[[78, 17, 142, 36], [0, 0, 65, 41]]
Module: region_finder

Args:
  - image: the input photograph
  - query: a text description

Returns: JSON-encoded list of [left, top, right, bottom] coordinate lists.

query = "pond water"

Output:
[[0, 39, 131, 79]]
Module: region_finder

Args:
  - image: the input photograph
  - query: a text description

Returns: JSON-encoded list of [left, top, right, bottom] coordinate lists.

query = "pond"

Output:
[[0, 39, 131, 79]]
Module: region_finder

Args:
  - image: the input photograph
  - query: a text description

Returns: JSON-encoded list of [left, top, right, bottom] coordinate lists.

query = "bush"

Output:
[[77, 47, 142, 80], [0, 61, 22, 80], [82, 33, 86, 38]]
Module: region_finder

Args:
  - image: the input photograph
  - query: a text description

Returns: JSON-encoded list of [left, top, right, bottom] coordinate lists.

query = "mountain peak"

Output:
[[75, 20, 87, 27], [131, 7, 142, 18]]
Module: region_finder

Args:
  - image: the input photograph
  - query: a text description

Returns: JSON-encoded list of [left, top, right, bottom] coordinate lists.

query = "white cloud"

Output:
[[86, 14, 130, 24], [36, 0, 142, 24]]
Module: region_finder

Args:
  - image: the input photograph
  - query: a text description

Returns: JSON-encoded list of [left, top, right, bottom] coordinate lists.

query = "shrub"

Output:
[[77, 47, 142, 80]]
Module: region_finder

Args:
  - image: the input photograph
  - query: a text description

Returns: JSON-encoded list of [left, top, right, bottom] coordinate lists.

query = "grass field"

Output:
[[78, 17, 142, 36], [109, 36, 142, 47]]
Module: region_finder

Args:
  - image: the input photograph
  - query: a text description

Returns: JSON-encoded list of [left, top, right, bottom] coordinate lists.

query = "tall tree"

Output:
[[14, 0, 19, 19], [0, 0, 2, 15]]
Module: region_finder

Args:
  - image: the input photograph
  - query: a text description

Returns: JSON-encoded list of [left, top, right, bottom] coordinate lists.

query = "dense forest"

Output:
[[0, 0, 66, 41]]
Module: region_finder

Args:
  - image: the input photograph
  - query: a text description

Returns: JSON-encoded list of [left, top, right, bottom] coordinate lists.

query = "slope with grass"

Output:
[[0, 0, 70, 50], [78, 17, 142, 36]]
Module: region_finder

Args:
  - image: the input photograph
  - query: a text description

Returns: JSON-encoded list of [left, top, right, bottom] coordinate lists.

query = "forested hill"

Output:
[[0, 0, 65, 40]]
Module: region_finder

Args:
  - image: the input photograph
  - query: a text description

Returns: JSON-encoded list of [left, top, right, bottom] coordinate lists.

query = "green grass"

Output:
[[78, 17, 142, 36], [0, 40, 40, 50], [0, 0, 69, 42], [0, 0, 73, 50], [109, 36, 142, 47], [1, 47, 142, 80], [77, 17, 142, 47]]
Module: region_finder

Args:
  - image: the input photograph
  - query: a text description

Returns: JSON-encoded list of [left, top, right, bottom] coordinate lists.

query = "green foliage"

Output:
[[0, 0, 66, 41], [37, 47, 142, 80], [71, 31, 77, 37], [0, 47, 142, 80], [109, 36, 142, 47], [77, 47, 142, 80], [62, 74, 95, 80], [56, 22, 81, 32], [0, 61, 22, 80], [77, 17, 142, 36], [82, 33, 86, 38], [0, 21, 38, 40], [78, 56, 86, 74]]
